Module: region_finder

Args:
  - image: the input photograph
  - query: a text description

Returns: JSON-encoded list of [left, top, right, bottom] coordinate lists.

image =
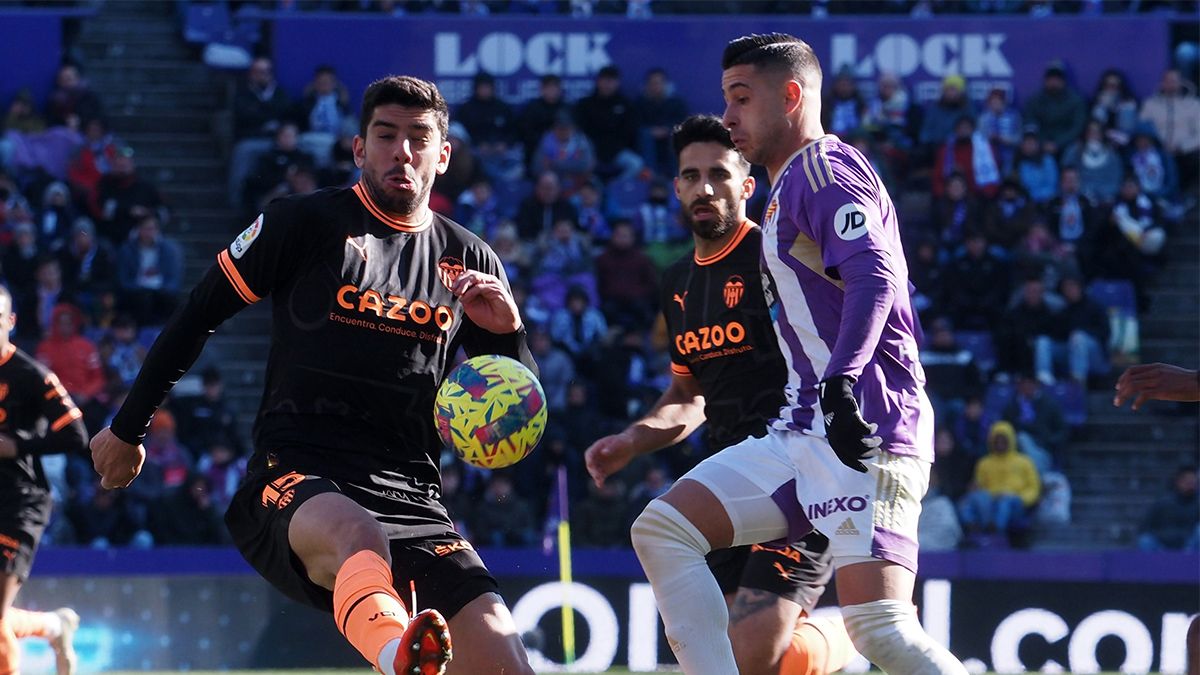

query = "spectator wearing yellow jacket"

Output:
[[958, 421, 1041, 537]]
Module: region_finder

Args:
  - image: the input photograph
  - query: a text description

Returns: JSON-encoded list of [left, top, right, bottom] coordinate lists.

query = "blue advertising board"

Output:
[[269, 15, 1171, 113]]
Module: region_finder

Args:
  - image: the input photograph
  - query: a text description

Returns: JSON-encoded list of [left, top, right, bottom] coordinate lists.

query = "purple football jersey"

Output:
[[760, 135, 932, 461]]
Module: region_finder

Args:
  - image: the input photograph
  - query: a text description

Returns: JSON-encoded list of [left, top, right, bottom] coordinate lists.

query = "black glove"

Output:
[[818, 375, 881, 473]]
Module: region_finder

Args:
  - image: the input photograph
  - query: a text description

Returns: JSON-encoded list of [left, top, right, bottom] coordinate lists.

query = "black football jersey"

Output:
[[113, 184, 536, 527], [0, 345, 87, 497], [661, 221, 787, 451]]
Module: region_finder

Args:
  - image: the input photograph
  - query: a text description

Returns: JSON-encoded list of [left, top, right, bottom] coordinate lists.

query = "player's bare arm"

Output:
[[584, 372, 705, 487], [451, 269, 521, 334], [1114, 362, 1200, 410]]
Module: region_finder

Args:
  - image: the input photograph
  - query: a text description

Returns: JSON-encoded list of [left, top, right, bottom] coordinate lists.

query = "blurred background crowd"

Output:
[[0, 0, 1196, 556]]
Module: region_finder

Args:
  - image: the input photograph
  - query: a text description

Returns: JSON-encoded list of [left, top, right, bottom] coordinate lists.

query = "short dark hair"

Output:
[[671, 114, 749, 171], [722, 33, 822, 88], [359, 75, 449, 142]]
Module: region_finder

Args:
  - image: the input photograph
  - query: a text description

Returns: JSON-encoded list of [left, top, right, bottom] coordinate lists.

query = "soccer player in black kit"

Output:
[[585, 116, 856, 675], [90, 76, 536, 675], [0, 286, 85, 675]]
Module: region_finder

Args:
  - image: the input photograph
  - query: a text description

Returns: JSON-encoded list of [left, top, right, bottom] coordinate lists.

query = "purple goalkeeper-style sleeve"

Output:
[[823, 248, 898, 381]]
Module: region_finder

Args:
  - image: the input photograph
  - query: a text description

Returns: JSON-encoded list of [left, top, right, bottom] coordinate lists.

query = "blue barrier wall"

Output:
[[16, 548, 1198, 672], [28, 545, 1200, 583]]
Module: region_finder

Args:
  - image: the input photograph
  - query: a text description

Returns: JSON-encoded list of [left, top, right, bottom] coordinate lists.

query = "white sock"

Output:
[[43, 611, 63, 639], [842, 599, 968, 675], [630, 500, 737, 675], [377, 637, 401, 675]]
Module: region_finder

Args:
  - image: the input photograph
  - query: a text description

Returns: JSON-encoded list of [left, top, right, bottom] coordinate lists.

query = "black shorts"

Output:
[[0, 491, 51, 582], [225, 466, 498, 621], [705, 531, 832, 613]]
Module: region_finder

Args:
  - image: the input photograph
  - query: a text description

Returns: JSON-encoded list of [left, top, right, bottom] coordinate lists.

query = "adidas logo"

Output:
[[835, 517, 860, 536]]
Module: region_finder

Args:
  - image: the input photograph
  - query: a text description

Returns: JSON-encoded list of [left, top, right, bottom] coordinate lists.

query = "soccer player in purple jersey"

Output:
[[629, 34, 969, 674]]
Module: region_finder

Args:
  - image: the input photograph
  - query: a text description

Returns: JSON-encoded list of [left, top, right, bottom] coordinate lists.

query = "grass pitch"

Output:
[[105, 662, 1142, 667]]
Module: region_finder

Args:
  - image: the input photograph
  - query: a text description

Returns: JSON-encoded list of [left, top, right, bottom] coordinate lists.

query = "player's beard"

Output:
[[682, 199, 739, 241], [363, 166, 431, 217]]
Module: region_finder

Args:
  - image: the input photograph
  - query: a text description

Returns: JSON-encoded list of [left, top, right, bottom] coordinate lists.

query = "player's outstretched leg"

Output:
[[291, 494, 451, 675], [729, 598, 856, 675], [838, 562, 968, 674], [7, 606, 79, 675], [333, 550, 451, 675], [631, 480, 739, 675], [727, 537, 856, 675], [778, 614, 856, 675], [634, 437, 801, 675], [443, 593, 534, 675]]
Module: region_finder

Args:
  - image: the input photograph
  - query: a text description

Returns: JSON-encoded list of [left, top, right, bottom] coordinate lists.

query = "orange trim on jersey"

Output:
[[695, 220, 755, 266], [352, 182, 432, 233], [217, 250, 262, 305], [0, 344, 15, 367], [50, 407, 82, 432], [670, 362, 693, 377]]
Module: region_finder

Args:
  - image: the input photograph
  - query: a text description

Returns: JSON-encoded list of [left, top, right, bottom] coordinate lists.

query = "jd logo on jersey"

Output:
[[723, 275, 745, 309], [437, 256, 466, 290], [834, 203, 871, 241]]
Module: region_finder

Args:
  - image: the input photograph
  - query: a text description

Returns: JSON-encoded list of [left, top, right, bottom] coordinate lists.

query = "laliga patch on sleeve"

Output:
[[833, 203, 872, 241], [231, 213, 263, 259]]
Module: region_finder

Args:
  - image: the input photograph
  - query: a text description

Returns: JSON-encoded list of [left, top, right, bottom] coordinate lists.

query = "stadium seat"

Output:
[[955, 330, 997, 374], [493, 178, 531, 220], [1086, 278, 1140, 355], [605, 176, 649, 220], [1048, 381, 1087, 426], [183, 3, 231, 45], [1086, 279, 1137, 317], [982, 381, 1015, 429], [137, 326, 164, 350], [531, 272, 597, 312]]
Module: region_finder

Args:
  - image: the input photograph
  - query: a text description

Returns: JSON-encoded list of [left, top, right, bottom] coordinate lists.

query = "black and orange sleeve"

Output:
[[109, 203, 302, 445], [17, 367, 87, 457], [214, 202, 301, 305]]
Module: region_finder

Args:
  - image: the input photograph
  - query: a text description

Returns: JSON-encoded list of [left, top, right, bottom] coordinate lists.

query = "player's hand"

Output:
[[0, 434, 17, 460], [818, 375, 881, 473], [90, 427, 146, 489], [585, 433, 636, 488], [451, 270, 522, 334], [1114, 363, 1200, 410]]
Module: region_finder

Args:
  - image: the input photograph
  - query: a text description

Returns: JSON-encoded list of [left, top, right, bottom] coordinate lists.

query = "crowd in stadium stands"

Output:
[[0, 11, 1197, 551], [220, 0, 1198, 17]]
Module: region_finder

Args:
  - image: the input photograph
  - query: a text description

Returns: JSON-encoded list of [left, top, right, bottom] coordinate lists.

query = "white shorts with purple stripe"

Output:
[[680, 428, 930, 573]]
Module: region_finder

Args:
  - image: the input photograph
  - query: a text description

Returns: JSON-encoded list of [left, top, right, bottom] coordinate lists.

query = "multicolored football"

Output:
[[434, 355, 547, 469]]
